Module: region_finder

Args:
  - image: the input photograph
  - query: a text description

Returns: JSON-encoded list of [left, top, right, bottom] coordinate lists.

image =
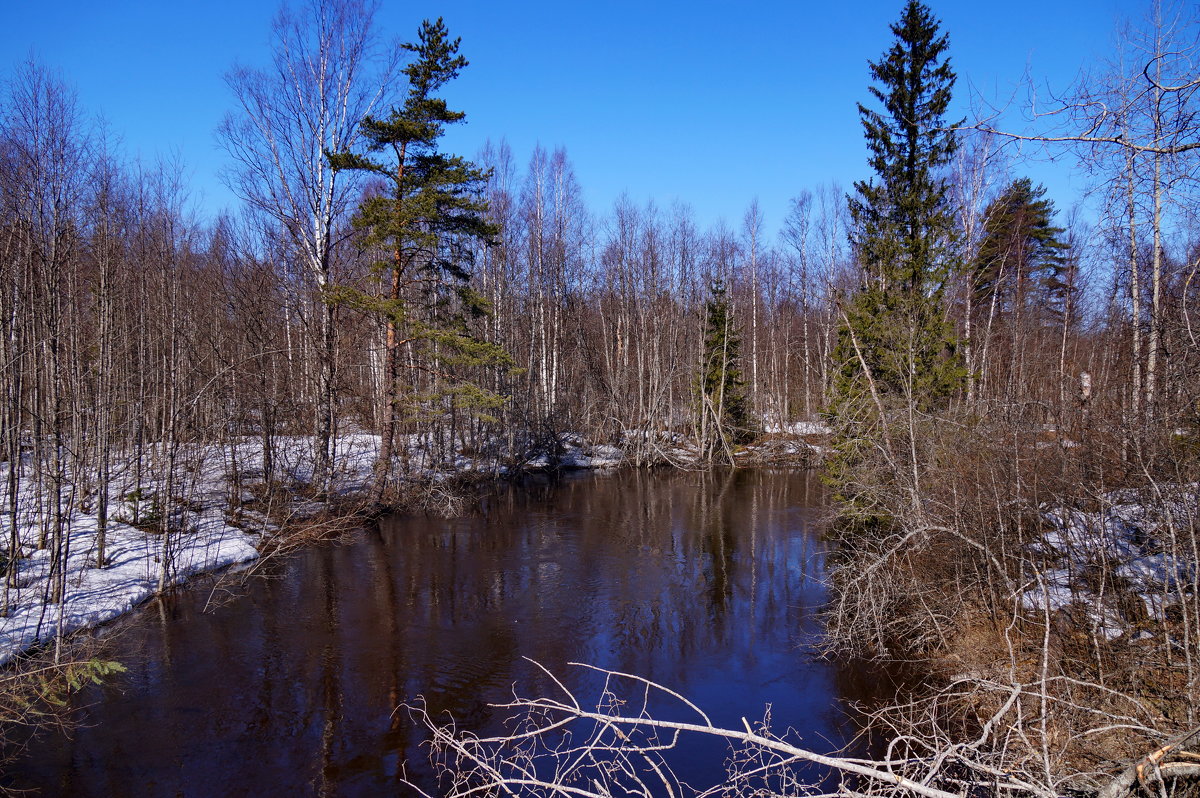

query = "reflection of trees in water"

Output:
[[381, 469, 825, 699], [317, 551, 343, 794], [695, 469, 739, 618], [687, 469, 830, 633], [6, 469, 843, 796]]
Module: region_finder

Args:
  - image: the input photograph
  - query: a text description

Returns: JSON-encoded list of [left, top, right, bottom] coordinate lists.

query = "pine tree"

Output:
[[696, 280, 755, 459], [327, 19, 510, 501], [973, 177, 1071, 324]]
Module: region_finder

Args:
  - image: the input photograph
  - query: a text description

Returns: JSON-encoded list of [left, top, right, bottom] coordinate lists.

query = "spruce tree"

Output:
[[328, 19, 510, 501], [827, 1, 965, 522], [833, 0, 964, 414], [696, 281, 755, 459]]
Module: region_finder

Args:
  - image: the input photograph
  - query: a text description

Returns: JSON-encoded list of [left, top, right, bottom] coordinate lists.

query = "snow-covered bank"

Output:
[[0, 514, 258, 665], [764, 419, 832, 437], [737, 437, 825, 465], [0, 431, 635, 665], [0, 434, 381, 665], [1019, 484, 1199, 639], [524, 442, 625, 470]]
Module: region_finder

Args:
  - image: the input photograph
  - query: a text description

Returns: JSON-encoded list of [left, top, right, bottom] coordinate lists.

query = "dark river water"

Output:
[[2, 468, 894, 796]]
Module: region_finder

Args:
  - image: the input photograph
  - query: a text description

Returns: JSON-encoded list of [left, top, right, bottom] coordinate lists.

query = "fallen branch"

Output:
[[402, 659, 1068, 798]]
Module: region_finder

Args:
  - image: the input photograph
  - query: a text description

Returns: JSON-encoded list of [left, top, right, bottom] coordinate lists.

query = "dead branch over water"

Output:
[[405, 661, 1200, 797]]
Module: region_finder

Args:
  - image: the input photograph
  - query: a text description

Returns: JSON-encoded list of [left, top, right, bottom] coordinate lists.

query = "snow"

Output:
[[559, 443, 625, 469], [1019, 569, 1074, 613], [764, 420, 831, 436], [0, 514, 258, 665], [1018, 484, 1199, 639]]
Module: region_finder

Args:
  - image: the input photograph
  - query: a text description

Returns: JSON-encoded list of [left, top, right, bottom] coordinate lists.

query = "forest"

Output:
[[1, 0, 1199, 795]]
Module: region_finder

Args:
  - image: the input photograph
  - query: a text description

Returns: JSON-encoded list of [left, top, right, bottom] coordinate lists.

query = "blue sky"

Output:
[[2, 0, 1142, 237]]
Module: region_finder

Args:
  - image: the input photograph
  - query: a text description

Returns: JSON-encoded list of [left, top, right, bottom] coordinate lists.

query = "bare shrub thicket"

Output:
[[822, 383, 1199, 787], [811, 2, 1200, 791]]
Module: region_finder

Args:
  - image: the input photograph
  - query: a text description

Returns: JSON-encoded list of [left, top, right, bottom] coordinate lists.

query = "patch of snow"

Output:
[[764, 420, 831, 436], [1087, 605, 1128, 641], [1019, 484, 1199, 639], [583, 444, 624, 467], [1019, 570, 1075, 612], [0, 511, 258, 666], [1117, 554, 1190, 586], [0, 434, 385, 665]]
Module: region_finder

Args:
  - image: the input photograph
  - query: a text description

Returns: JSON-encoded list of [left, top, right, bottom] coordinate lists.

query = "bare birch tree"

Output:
[[218, 0, 394, 494]]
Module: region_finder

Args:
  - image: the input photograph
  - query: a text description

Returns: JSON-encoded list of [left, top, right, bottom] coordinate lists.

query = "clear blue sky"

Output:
[[2, 0, 1141, 237]]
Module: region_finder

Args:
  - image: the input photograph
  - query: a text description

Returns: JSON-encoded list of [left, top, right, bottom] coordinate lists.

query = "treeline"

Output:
[[0, 0, 1196, 571], [472, 147, 845, 452]]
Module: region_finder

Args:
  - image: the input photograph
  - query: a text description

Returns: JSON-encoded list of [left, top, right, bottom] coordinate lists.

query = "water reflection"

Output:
[[2, 468, 887, 797]]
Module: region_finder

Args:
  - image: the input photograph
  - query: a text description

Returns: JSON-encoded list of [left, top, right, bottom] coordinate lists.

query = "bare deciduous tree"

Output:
[[218, 0, 394, 494]]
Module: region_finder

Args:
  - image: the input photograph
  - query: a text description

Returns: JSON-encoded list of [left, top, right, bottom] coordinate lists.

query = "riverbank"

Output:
[[0, 429, 710, 666], [0, 434, 368, 666]]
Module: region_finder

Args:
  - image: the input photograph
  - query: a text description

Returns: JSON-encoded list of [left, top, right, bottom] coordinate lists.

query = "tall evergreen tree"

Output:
[[696, 280, 754, 459], [328, 19, 510, 502], [834, 0, 964, 413], [973, 177, 1071, 323], [826, 1, 965, 524]]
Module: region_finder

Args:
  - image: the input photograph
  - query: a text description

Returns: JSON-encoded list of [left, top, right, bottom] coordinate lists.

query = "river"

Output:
[[2, 468, 894, 796]]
